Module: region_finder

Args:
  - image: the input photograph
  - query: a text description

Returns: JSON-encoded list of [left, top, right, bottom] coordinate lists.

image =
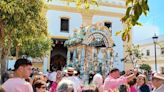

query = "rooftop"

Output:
[[134, 34, 164, 45]]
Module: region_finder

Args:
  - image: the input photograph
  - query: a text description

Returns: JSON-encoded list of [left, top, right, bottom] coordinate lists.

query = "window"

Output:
[[161, 67, 164, 74], [70, 52, 73, 61], [161, 47, 164, 54], [60, 18, 69, 32], [146, 50, 150, 56], [104, 22, 112, 29]]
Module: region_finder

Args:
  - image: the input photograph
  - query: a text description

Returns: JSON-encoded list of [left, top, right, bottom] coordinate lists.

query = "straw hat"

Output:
[[138, 74, 146, 78], [153, 73, 164, 80]]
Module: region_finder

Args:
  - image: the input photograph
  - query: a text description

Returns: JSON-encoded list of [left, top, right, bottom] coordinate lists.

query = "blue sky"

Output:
[[133, 0, 164, 43], [139, 0, 164, 34]]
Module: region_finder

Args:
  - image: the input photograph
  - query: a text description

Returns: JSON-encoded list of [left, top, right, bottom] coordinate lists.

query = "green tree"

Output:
[[0, 0, 52, 81], [122, 44, 144, 68], [140, 64, 151, 71], [119, 0, 149, 41]]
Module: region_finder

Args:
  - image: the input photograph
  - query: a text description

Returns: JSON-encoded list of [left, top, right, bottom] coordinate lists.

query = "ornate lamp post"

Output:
[[152, 34, 158, 72]]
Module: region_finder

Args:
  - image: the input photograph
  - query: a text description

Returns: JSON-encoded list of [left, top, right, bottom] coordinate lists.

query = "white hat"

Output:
[[64, 67, 77, 75], [153, 73, 164, 80], [138, 74, 146, 78]]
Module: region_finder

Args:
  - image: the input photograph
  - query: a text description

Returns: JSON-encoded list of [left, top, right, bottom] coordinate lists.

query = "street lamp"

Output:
[[152, 34, 158, 72]]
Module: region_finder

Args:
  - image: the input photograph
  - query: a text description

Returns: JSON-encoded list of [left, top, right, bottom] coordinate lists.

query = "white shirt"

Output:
[[153, 84, 164, 92], [63, 76, 81, 92], [48, 71, 56, 81]]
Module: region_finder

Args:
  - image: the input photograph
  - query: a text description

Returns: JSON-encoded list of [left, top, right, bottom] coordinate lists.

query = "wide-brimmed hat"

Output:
[[138, 74, 146, 78], [64, 67, 77, 75], [153, 73, 164, 80]]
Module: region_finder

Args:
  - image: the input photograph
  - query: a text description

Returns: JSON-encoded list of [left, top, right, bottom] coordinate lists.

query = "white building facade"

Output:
[[46, 0, 127, 71], [135, 35, 164, 72]]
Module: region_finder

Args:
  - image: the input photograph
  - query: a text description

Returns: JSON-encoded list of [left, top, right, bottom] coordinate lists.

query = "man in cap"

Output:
[[152, 73, 164, 92], [2, 58, 33, 92]]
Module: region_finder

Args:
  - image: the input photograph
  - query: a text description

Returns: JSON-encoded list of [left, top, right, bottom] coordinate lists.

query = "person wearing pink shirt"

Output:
[[128, 78, 137, 92], [103, 68, 137, 92], [49, 70, 63, 92], [2, 58, 33, 92]]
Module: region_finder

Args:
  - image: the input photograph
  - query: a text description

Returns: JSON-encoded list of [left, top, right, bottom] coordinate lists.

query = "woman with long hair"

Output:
[[33, 80, 47, 92], [137, 74, 150, 92]]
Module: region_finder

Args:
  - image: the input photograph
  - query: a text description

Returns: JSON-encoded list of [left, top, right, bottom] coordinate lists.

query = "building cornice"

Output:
[[57, 0, 126, 9], [47, 4, 124, 18], [50, 35, 68, 39], [98, 2, 126, 9], [137, 41, 164, 47]]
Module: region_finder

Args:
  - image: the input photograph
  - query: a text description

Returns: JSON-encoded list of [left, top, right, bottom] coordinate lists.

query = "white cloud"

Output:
[[132, 24, 160, 43]]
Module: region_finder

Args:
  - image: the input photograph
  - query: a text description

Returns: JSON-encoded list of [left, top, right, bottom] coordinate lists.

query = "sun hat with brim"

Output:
[[64, 67, 77, 75], [138, 74, 146, 78], [153, 73, 164, 80]]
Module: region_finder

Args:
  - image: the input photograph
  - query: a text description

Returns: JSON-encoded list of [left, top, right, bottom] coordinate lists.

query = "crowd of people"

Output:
[[0, 58, 164, 92]]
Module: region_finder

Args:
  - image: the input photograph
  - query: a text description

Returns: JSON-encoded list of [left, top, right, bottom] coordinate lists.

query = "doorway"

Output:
[[50, 39, 67, 71]]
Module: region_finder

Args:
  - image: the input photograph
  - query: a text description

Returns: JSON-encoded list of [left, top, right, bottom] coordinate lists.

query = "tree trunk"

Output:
[[1, 51, 7, 84], [16, 46, 19, 60], [0, 48, 2, 83], [129, 55, 135, 68], [0, 22, 4, 83], [0, 46, 11, 83], [0, 23, 12, 83]]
